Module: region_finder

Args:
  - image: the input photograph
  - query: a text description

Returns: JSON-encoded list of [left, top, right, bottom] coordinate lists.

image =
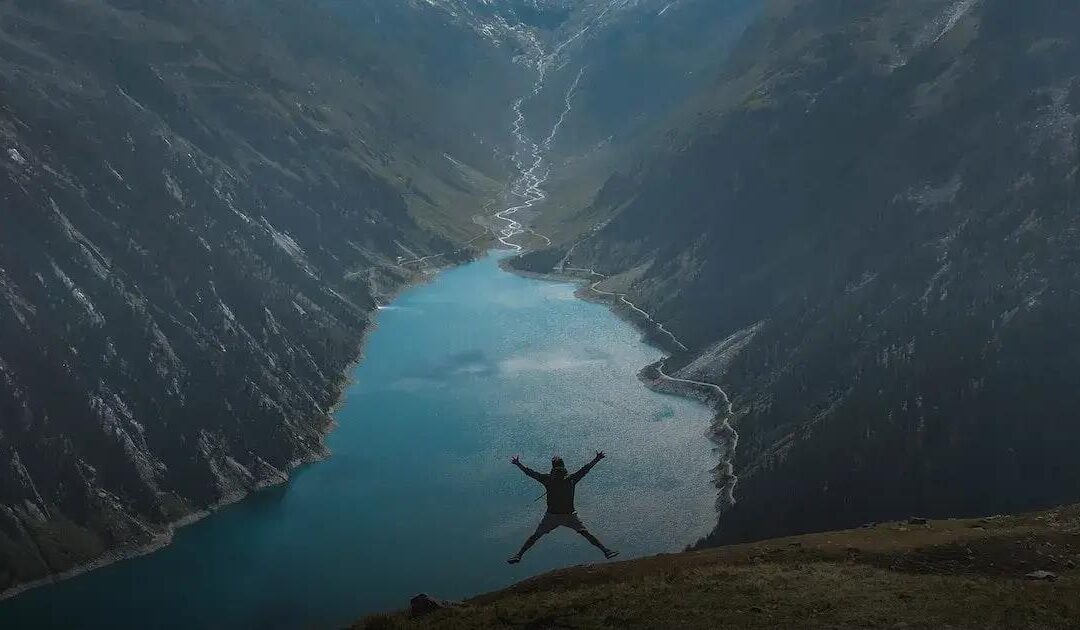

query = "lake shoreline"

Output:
[[500, 256, 736, 530], [0, 249, 483, 603], [500, 258, 711, 400], [1, 245, 724, 616]]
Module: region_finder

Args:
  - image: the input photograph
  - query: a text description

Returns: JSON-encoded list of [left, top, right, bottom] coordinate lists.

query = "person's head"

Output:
[[550, 456, 567, 478]]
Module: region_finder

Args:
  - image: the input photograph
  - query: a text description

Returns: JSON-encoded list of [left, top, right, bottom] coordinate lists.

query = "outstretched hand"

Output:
[[594, 451, 606, 461], [511, 455, 521, 466]]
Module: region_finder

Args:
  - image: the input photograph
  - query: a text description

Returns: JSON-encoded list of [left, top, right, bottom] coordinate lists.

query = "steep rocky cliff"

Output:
[[519, 0, 1080, 543], [6, 0, 1080, 601], [0, 0, 516, 594]]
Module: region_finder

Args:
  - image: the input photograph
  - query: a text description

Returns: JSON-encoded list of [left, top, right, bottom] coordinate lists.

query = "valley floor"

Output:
[[356, 504, 1080, 629]]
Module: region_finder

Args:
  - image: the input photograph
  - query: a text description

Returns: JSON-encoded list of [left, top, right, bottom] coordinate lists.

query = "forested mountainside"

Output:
[[519, 0, 1080, 544], [0, 0, 517, 594]]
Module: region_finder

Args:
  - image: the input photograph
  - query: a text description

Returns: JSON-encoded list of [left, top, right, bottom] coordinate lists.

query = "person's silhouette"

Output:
[[507, 452, 618, 564]]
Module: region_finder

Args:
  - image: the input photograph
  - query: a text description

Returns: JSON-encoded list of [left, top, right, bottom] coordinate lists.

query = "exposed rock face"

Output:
[[0, 0, 515, 593], [520, 0, 1080, 543], [5, 0, 1079, 598], [409, 593, 457, 617], [0, 0, 746, 597]]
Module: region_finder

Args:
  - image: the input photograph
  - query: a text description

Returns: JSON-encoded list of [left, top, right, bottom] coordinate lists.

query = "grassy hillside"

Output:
[[357, 504, 1080, 628]]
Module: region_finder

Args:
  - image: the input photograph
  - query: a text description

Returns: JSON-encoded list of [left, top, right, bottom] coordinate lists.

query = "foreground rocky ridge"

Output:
[[518, 0, 1080, 545], [357, 504, 1080, 628], [0, 0, 515, 595]]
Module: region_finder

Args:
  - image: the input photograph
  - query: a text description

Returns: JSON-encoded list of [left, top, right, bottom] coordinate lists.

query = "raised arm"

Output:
[[511, 456, 543, 482], [571, 451, 605, 483]]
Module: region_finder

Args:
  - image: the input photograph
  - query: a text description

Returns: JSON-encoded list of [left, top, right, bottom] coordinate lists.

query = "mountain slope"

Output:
[[0, 0, 514, 595], [356, 504, 1080, 629], [538, 0, 757, 154], [517, 0, 761, 243], [517, 0, 1080, 544]]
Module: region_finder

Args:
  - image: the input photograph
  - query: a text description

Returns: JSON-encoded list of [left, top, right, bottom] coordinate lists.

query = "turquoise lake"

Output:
[[0, 253, 717, 629]]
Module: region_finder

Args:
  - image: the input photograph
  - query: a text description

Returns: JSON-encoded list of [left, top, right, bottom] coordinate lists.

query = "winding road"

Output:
[[563, 266, 689, 353], [559, 263, 740, 511]]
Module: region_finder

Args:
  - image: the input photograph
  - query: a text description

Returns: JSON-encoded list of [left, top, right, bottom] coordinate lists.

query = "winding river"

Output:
[[0, 252, 717, 629]]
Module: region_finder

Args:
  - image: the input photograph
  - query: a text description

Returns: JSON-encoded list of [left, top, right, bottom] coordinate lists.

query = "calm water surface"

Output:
[[1, 253, 717, 628]]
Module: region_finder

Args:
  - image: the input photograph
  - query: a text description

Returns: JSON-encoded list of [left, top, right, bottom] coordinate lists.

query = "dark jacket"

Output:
[[519, 459, 600, 514]]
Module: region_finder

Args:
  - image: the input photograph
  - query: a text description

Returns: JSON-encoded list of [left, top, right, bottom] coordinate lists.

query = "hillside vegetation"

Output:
[[357, 504, 1080, 629]]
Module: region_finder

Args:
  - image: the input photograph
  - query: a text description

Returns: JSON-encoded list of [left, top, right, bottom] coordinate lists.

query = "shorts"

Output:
[[534, 511, 588, 535]]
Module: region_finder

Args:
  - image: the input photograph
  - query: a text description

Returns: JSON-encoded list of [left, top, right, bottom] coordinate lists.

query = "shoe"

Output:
[[507, 555, 522, 564], [603, 549, 619, 560]]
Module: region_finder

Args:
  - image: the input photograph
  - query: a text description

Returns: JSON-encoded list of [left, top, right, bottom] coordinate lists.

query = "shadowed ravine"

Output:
[[494, 34, 585, 251]]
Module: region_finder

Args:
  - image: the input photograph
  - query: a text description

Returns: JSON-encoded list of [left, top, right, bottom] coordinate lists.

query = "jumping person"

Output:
[[507, 452, 619, 564]]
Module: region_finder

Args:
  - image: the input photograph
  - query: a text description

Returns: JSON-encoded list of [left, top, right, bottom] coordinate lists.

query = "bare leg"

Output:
[[515, 531, 545, 558], [509, 530, 549, 563], [576, 528, 612, 555]]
